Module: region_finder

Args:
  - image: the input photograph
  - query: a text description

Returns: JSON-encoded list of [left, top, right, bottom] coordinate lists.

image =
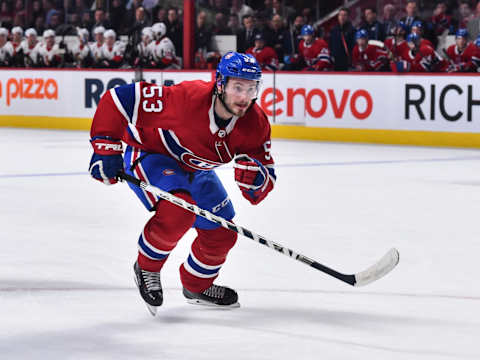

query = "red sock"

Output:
[[138, 192, 196, 272]]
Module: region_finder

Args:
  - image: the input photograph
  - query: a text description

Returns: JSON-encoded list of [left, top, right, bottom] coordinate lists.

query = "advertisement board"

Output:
[[0, 69, 212, 119], [260, 73, 480, 133], [0, 69, 479, 147]]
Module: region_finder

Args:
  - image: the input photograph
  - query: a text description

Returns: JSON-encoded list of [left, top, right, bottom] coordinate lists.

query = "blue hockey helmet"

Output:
[[475, 35, 480, 47], [301, 24, 314, 36], [456, 28, 468, 39], [254, 33, 265, 41], [355, 29, 368, 40], [216, 51, 262, 87], [411, 20, 423, 29], [396, 20, 408, 32], [407, 32, 420, 44]]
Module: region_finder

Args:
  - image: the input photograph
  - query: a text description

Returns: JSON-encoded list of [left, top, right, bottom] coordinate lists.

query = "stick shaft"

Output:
[[118, 172, 357, 285]]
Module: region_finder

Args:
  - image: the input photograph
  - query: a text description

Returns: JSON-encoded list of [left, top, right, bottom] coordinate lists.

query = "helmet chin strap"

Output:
[[217, 90, 237, 117]]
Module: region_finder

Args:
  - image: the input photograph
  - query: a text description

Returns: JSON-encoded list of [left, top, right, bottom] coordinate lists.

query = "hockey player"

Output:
[[90, 26, 105, 67], [99, 29, 125, 68], [38, 29, 62, 67], [0, 28, 13, 67], [471, 35, 480, 71], [444, 29, 476, 72], [148, 22, 180, 69], [352, 29, 388, 71], [392, 33, 447, 72], [70, 28, 92, 68], [384, 21, 409, 61], [11, 26, 23, 66], [21, 28, 42, 67], [285, 25, 331, 71], [246, 33, 279, 70], [133, 27, 153, 68], [88, 52, 275, 313], [410, 21, 434, 48]]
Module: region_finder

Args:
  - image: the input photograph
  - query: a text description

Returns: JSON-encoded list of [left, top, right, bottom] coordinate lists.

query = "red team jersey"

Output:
[[445, 43, 477, 71], [246, 46, 279, 70], [91, 80, 274, 173], [297, 38, 332, 70], [352, 44, 388, 71], [398, 44, 447, 72], [385, 37, 409, 60], [419, 38, 434, 48]]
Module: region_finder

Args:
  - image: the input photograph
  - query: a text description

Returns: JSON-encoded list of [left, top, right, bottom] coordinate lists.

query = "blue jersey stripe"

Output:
[[162, 129, 187, 160], [138, 235, 168, 260], [187, 255, 220, 275], [267, 167, 277, 181], [114, 84, 136, 122]]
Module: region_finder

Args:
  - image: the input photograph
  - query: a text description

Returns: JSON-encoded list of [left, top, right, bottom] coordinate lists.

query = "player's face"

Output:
[[456, 37, 467, 49], [46, 36, 54, 46], [0, 34, 6, 44], [13, 33, 22, 42], [106, 36, 115, 46], [254, 39, 264, 49], [356, 37, 367, 47], [95, 33, 103, 43], [223, 78, 259, 117], [27, 35, 36, 45], [303, 34, 313, 43], [411, 26, 421, 35]]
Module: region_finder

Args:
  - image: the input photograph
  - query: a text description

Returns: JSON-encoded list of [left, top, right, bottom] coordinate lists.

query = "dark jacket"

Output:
[[237, 27, 259, 53], [359, 20, 386, 41], [329, 21, 356, 71]]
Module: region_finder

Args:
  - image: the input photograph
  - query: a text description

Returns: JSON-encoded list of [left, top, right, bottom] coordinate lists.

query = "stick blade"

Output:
[[354, 248, 400, 287]]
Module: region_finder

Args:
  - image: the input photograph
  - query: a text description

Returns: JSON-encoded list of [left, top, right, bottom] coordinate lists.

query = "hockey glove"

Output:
[[234, 154, 272, 205], [391, 60, 410, 72], [89, 136, 124, 185]]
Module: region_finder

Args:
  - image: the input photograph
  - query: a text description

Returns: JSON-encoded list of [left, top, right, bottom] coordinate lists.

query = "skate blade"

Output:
[[146, 304, 158, 316], [186, 298, 240, 309]]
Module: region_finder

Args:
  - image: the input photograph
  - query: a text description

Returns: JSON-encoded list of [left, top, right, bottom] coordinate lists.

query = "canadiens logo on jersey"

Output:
[[181, 153, 222, 170], [158, 129, 223, 170]]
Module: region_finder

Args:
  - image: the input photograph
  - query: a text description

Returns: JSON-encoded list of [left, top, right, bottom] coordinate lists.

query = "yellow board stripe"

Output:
[[271, 124, 480, 149], [1, 116, 479, 149], [0, 115, 92, 131]]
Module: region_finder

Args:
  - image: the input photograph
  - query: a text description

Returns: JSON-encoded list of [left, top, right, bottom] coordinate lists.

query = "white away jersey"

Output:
[[71, 42, 91, 61], [148, 37, 176, 63], [137, 42, 152, 59], [38, 43, 62, 64], [100, 41, 125, 61], [89, 42, 104, 61], [0, 41, 14, 62], [20, 40, 41, 65]]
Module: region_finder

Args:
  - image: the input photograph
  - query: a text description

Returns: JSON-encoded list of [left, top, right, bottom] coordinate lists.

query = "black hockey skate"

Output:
[[133, 261, 163, 316], [183, 284, 240, 308]]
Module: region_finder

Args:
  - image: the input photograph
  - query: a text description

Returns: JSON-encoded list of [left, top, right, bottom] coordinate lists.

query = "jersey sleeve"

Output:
[[238, 110, 276, 204]]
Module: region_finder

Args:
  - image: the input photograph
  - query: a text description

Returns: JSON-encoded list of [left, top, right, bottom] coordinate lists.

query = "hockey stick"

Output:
[[117, 171, 399, 287]]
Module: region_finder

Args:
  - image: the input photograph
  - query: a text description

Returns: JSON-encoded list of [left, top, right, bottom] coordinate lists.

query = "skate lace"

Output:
[[203, 285, 225, 299], [141, 269, 161, 292]]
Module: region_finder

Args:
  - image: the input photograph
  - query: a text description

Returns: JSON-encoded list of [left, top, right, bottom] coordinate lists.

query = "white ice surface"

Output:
[[1, 128, 479, 360]]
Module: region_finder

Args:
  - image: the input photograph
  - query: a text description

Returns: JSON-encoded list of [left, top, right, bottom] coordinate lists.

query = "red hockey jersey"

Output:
[[445, 43, 477, 71], [385, 37, 409, 60], [398, 45, 447, 72], [246, 46, 279, 70], [91, 80, 274, 173], [352, 44, 388, 71], [298, 38, 332, 70]]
